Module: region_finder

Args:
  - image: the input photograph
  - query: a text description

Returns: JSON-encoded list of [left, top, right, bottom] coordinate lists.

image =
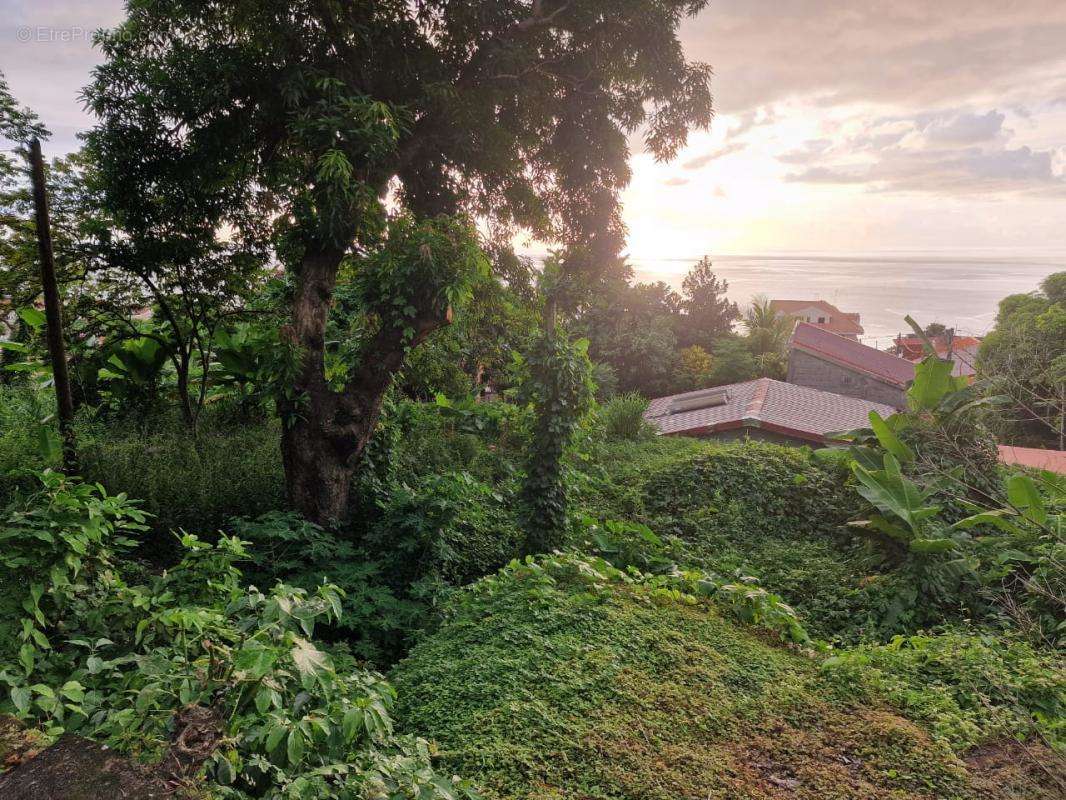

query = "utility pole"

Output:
[[28, 138, 78, 473]]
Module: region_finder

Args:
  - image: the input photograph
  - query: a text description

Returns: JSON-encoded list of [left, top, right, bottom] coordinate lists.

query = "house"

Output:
[[787, 322, 914, 409], [771, 299, 864, 339], [893, 334, 981, 380], [643, 377, 896, 446]]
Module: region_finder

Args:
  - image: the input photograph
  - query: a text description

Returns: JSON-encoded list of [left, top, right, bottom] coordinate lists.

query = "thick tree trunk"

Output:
[[279, 245, 450, 526]]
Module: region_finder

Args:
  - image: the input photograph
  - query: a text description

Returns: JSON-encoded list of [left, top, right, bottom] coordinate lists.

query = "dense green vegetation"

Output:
[[393, 558, 1061, 800], [0, 3, 1063, 798]]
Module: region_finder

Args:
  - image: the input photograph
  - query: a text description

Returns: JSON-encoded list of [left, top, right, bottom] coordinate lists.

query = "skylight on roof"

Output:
[[670, 388, 730, 414]]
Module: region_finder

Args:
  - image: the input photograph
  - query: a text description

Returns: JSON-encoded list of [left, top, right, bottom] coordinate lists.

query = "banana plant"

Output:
[[849, 453, 958, 556], [97, 336, 170, 417], [211, 324, 280, 410]]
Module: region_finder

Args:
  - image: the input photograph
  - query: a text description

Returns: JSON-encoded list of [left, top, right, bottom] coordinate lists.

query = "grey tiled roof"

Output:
[[644, 377, 896, 442]]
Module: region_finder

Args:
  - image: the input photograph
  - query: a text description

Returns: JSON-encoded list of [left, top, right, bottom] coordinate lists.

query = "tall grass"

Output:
[[600, 393, 654, 441]]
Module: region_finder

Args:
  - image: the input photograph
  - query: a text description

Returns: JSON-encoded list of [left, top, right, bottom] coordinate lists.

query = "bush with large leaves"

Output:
[[0, 472, 478, 798]]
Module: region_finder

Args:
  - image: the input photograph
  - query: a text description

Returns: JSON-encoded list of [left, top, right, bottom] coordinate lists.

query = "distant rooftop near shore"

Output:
[[771, 299, 864, 339]]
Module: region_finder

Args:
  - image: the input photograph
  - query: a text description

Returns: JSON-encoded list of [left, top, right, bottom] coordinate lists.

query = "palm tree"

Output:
[[744, 295, 793, 352]]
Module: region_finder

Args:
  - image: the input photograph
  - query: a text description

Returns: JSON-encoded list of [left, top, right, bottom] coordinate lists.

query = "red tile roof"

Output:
[[894, 335, 981, 378], [771, 299, 865, 336], [997, 446, 1066, 475], [644, 378, 897, 443], [790, 322, 916, 388]]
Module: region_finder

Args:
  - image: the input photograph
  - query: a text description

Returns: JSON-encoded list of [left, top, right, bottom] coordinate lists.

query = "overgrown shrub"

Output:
[[238, 471, 524, 665], [0, 385, 50, 502], [0, 473, 477, 799], [392, 554, 1003, 800], [640, 441, 853, 522], [823, 631, 1065, 751], [76, 412, 283, 546]]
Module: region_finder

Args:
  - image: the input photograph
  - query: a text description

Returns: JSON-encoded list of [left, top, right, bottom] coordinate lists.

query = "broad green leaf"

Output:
[[265, 724, 287, 755], [852, 455, 940, 534], [233, 645, 279, 679], [907, 356, 965, 411], [36, 426, 61, 462], [17, 307, 46, 329], [215, 754, 236, 785], [286, 729, 305, 766], [254, 686, 273, 715], [868, 411, 913, 463], [952, 509, 1022, 534], [1006, 475, 1047, 525], [342, 707, 364, 742], [18, 644, 34, 674], [10, 687, 30, 715]]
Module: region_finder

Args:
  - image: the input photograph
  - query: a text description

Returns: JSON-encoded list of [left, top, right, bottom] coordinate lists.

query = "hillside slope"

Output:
[[392, 560, 1062, 800]]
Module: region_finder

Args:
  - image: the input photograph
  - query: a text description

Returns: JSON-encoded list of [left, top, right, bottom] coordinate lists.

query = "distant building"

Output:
[[787, 322, 914, 409], [893, 334, 981, 380], [771, 299, 864, 339], [643, 377, 896, 446]]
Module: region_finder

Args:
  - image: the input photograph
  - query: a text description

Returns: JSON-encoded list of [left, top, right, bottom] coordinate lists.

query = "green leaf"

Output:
[[1006, 474, 1047, 525], [60, 681, 85, 702], [251, 687, 269, 715], [265, 724, 287, 755], [868, 411, 913, 463], [851, 455, 939, 534], [234, 645, 279, 679], [952, 509, 1022, 534], [18, 644, 34, 674], [17, 307, 46, 329], [342, 707, 364, 742], [286, 729, 305, 766], [907, 356, 965, 411], [10, 687, 31, 715], [214, 753, 236, 785], [36, 426, 61, 462]]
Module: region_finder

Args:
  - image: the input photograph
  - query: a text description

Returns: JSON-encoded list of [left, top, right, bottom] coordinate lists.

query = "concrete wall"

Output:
[[787, 349, 907, 408]]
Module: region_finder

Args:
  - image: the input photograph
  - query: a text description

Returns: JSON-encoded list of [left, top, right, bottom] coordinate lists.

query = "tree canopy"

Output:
[[83, 0, 713, 522]]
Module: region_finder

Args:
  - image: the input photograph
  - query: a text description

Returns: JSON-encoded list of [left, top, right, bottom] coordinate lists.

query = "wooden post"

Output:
[[28, 138, 78, 473]]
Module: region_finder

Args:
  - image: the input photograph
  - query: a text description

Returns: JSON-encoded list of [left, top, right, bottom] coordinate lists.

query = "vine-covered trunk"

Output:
[[280, 245, 449, 526]]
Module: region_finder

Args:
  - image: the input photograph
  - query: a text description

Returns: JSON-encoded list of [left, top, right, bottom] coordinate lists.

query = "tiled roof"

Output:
[[790, 322, 915, 387], [997, 446, 1066, 475], [771, 299, 865, 336], [644, 377, 897, 443], [894, 335, 981, 378]]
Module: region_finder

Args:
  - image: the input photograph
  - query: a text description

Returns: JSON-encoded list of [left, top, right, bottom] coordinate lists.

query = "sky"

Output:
[[2, 1, 1066, 262]]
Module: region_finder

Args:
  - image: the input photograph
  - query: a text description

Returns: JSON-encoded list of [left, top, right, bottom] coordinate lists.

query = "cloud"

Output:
[[777, 138, 834, 164], [778, 104, 1065, 196], [725, 107, 776, 139], [785, 167, 868, 184], [681, 141, 747, 170], [786, 141, 1064, 195], [920, 110, 1006, 144], [681, 1, 1066, 114], [663, 177, 690, 186]]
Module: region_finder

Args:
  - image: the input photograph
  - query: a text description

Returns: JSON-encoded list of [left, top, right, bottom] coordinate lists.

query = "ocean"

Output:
[[630, 253, 1064, 347]]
